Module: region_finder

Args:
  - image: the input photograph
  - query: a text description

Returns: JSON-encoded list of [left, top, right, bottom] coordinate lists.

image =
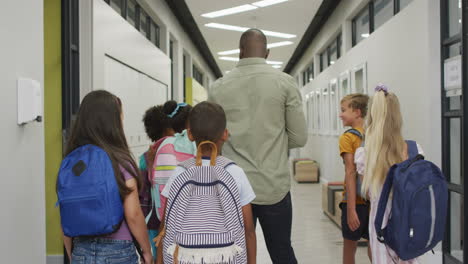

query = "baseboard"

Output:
[[47, 255, 63, 264]]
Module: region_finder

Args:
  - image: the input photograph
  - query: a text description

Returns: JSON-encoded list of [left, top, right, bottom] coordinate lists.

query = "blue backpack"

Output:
[[57, 144, 124, 237], [375, 141, 448, 260]]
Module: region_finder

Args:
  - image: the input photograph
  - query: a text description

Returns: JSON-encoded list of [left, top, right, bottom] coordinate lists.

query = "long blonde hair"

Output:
[[361, 91, 406, 199]]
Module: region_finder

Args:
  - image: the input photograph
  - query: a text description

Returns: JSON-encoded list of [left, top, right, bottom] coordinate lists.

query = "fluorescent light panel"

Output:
[[218, 41, 293, 55], [252, 0, 288, 7], [219, 56, 283, 65], [272, 65, 282, 69], [218, 49, 241, 55], [201, 5, 257, 18], [205, 23, 296, 39]]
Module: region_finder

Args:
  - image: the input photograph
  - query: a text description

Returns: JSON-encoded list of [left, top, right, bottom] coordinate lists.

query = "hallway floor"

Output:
[[255, 180, 369, 264]]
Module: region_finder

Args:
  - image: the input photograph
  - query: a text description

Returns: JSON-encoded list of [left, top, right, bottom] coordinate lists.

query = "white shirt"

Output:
[[161, 159, 256, 207]]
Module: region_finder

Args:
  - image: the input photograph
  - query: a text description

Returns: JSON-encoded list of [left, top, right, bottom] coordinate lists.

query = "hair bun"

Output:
[[163, 100, 178, 115]]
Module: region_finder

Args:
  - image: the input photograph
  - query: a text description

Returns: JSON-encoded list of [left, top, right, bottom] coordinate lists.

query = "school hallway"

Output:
[[255, 180, 369, 264]]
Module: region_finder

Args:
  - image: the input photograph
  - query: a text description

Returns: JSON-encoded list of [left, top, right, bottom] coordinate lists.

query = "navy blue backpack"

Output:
[[57, 144, 124, 237], [375, 141, 448, 260]]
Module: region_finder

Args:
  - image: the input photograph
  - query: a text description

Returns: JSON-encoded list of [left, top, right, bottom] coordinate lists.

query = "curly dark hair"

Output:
[[163, 100, 192, 133], [142, 105, 172, 142]]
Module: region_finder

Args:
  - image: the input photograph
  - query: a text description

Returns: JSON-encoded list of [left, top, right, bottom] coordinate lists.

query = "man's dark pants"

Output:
[[252, 192, 298, 264]]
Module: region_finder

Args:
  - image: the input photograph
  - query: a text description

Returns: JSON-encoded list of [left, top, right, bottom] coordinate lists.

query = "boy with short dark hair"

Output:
[[338, 94, 371, 264]]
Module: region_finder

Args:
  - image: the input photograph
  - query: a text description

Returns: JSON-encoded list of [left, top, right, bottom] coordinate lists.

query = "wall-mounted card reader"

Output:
[[17, 78, 42, 125]]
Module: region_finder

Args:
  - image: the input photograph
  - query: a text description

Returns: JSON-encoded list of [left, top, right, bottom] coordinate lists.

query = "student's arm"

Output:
[[343, 153, 360, 231], [63, 235, 72, 260], [124, 178, 153, 264], [155, 205, 166, 264], [242, 204, 256, 264], [285, 79, 307, 149]]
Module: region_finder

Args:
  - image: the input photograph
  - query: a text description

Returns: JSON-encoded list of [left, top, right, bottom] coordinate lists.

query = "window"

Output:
[[126, 0, 137, 27], [193, 65, 203, 85], [399, 0, 413, 10], [328, 41, 338, 66], [110, 0, 124, 16], [448, 0, 462, 37], [337, 33, 342, 58], [302, 63, 314, 86], [307, 63, 314, 81], [352, 5, 370, 46], [374, 0, 394, 30], [150, 21, 160, 48], [139, 9, 149, 38], [320, 52, 328, 72]]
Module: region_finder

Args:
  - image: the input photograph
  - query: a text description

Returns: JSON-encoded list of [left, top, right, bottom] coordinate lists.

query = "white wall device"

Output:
[[17, 78, 42, 125]]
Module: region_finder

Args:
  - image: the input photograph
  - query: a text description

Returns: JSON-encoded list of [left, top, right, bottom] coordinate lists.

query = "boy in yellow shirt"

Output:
[[338, 94, 370, 264]]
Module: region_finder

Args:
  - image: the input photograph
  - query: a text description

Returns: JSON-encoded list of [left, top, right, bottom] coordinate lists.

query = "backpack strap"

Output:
[[345, 128, 363, 139], [406, 140, 418, 159], [374, 164, 398, 243]]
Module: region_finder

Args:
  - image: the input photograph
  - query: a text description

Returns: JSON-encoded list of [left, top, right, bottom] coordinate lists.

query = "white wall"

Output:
[[0, 1, 46, 263], [291, 0, 441, 181], [141, 0, 217, 101], [92, 0, 171, 159]]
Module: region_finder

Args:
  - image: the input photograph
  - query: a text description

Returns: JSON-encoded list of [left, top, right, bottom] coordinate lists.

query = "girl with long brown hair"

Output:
[[60, 90, 153, 264]]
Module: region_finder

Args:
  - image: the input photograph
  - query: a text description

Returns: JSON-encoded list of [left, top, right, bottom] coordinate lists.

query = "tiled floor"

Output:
[[255, 180, 369, 264]]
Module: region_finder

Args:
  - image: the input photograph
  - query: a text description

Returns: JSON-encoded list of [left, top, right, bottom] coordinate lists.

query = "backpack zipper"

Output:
[[59, 195, 97, 204], [408, 184, 436, 247], [426, 185, 436, 248]]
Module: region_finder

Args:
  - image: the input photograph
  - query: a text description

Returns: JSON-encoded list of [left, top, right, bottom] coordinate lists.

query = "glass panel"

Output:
[[110, 0, 122, 15], [316, 92, 322, 130], [450, 118, 462, 184], [337, 34, 342, 58], [399, 0, 413, 10], [355, 69, 364, 93], [448, 0, 462, 37], [329, 42, 338, 66], [127, 0, 137, 27], [353, 5, 370, 46], [321, 52, 328, 71], [374, 0, 393, 30], [449, 42, 461, 58], [449, 96, 462, 110], [140, 9, 148, 36], [308, 63, 314, 81], [330, 82, 338, 132], [303, 71, 307, 86], [151, 22, 160, 47], [322, 87, 329, 132], [450, 192, 464, 262], [341, 78, 349, 97]]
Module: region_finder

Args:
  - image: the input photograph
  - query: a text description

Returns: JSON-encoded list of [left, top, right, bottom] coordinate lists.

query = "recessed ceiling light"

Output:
[[252, 0, 288, 8], [266, 60, 283, 65], [272, 65, 282, 69], [218, 41, 293, 55], [205, 23, 296, 39], [218, 49, 241, 55], [201, 5, 258, 18], [267, 41, 294, 48], [219, 56, 240, 62], [361, 33, 370, 38], [219, 56, 283, 65]]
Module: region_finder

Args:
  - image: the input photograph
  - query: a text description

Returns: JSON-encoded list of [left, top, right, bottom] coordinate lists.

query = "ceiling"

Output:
[[185, 0, 323, 75]]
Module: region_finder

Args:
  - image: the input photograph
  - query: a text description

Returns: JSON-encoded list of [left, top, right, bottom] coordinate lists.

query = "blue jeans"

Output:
[[72, 238, 138, 264]]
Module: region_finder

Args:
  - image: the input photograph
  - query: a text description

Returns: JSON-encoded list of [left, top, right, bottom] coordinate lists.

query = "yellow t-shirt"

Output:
[[339, 127, 366, 205]]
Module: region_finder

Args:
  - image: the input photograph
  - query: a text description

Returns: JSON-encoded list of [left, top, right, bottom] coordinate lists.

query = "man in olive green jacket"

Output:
[[209, 29, 307, 264]]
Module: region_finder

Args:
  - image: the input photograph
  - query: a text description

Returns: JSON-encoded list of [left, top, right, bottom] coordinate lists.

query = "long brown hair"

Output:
[[64, 90, 141, 198]]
